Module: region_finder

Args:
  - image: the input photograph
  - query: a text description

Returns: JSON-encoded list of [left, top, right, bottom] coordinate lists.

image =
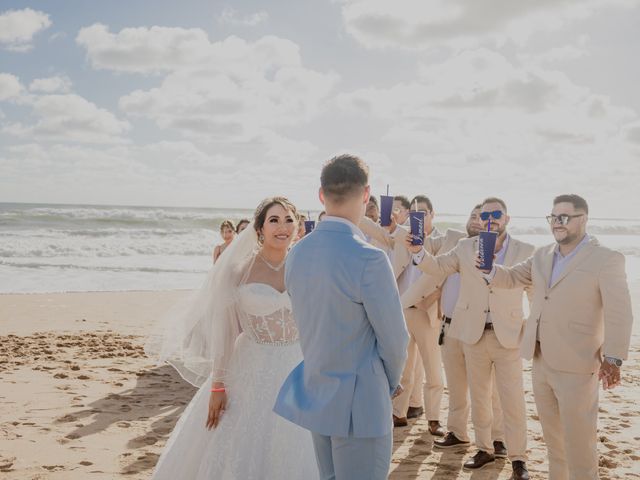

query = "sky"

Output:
[[1, 0, 639, 217]]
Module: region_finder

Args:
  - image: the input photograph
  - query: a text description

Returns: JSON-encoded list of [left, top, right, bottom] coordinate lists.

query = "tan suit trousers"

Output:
[[533, 346, 599, 480], [463, 330, 527, 461], [408, 360, 425, 408], [441, 323, 504, 442], [393, 308, 443, 420]]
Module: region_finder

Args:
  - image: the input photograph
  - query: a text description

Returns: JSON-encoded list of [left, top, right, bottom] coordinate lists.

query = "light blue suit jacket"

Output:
[[274, 219, 409, 438]]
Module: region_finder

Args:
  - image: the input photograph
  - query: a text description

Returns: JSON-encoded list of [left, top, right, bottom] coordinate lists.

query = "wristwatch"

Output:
[[604, 356, 622, 367]]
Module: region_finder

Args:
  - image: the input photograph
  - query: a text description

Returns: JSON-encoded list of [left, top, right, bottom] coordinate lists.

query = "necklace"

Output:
[[259, 252, 286, 272]]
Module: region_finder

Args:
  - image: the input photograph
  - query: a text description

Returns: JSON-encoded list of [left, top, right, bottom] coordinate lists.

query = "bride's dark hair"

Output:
[[253, 197, 299, 234]]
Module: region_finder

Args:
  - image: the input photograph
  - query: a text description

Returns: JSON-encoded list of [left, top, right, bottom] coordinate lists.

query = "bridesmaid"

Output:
[[212, 220, 235, 263]]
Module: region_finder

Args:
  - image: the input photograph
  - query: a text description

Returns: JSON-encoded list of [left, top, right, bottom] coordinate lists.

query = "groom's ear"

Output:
[[318, 187, 326, 206], [363, 185, 371, 204]]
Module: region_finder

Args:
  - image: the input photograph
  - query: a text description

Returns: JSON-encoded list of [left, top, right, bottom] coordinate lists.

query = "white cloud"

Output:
[[0, 73, 24, 100], [96, 30, 340, 140], [519, 44, 589, 68], [0, 8, 52, 51], [76, 24, 212, 73], [332, 48, 640, 215], [218, 7, 269, 27], [29, 75, 73, 93], [339, 0, 640, 50], [338, 49, 635, 147], [4, 94, 131, 144]]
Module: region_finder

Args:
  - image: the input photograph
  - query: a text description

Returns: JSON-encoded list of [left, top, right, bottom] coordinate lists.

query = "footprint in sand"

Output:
[[77, 375, 91, 380], [117, 421, 131, 428], [599, 457, 617, 468], [121, 452, 160, 474], [56, 414, 77, 423], [42, 465, 65, 471], [79, 461, 93, 466], [0, 456, 16, 472], [132, 435, 159, 446], [53, 373, 69, 379]]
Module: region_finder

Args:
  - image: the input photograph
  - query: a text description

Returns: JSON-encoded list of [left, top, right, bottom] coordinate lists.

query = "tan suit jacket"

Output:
[[400, 229, 466, 327], [416, 235, 534, 348], [359, 217, 437, 280], [491, 237, 633, 374]]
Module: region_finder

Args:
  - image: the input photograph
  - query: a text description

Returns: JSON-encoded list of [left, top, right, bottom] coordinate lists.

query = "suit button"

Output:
[[483, 309, 488, 313], [544, 296, 549, 300], [489, 290, 493, 294]]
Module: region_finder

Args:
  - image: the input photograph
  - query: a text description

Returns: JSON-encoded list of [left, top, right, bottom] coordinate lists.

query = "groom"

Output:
[[274, 154, 409, 480]]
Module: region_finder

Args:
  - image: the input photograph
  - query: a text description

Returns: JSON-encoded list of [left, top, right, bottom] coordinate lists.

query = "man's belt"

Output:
[[438, 316, 452, 346]]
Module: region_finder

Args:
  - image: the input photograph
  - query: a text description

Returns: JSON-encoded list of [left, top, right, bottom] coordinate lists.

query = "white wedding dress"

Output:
[[151, 282, 318, 479]]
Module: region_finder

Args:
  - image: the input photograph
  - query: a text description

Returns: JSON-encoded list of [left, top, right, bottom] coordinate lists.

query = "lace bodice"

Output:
[[237, 283, 299, 346]]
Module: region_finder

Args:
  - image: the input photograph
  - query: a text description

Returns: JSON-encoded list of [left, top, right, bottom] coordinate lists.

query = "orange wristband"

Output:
[[210, 387, 226, 393]]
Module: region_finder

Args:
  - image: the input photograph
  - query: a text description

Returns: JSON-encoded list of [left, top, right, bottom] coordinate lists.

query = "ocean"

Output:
[[1, 202, 639, 294]]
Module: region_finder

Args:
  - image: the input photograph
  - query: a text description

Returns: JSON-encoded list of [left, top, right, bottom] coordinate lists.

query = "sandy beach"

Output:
[[1, 286, 639, 479]]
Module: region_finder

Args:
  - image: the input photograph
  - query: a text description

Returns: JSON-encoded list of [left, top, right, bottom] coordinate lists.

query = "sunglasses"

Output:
[[480, 210, 503, 221], [546, 214, 584, 226]]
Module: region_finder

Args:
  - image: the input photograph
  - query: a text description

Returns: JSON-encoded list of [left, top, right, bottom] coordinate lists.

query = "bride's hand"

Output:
[[206, 390, 227, 430]]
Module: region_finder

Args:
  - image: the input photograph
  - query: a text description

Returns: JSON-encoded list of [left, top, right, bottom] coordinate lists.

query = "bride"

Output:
[[145, 197, 318, 479]]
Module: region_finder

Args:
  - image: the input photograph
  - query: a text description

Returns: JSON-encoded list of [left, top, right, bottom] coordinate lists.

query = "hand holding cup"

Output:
[[404, 232, 423, 254], [475, 251, 496, 273]]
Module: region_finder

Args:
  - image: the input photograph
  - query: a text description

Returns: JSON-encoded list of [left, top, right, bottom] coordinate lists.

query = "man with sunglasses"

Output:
[[403, 204, 507, 455], [405, 197, 534, 480], [481, 194, 633, 480]]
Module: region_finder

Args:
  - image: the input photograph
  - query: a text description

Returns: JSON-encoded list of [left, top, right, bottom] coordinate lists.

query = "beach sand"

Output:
[[1, 286, 639, 479]]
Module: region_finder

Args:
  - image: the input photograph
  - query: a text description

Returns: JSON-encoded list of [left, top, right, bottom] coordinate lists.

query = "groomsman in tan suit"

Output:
[[484, 194, 633, 480], [360, 195, 446, 436], [414, 205, 506, 456], [406, 197, 533, 480]]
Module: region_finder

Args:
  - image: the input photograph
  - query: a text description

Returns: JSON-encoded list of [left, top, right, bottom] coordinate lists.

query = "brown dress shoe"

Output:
[[463, 450, 495, 470], [510, 460, 529, 480], [393, 415, 408, 427], [493, 440, 508, 458], [434, 432, 471, 449], [406, 406, 424, 419], [428, 420, 445, 437]]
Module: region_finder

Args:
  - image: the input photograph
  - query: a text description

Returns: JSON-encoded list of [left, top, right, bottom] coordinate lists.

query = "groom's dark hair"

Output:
[[321, 154, 369, 203]]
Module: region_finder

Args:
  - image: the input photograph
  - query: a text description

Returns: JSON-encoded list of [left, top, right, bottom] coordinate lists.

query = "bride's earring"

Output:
[[259, 233, 265, 243]]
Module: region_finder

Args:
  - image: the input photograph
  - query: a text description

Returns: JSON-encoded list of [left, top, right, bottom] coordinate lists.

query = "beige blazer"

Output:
[[491, 237, 633, 374], [359, 217, 424, 279], [400, 229, 466, 327], [416, 235, 534, 348]]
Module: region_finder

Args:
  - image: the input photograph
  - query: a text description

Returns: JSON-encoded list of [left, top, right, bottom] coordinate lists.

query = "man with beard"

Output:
[[402, 205, 506, 456], [406, 197, 534, 480], [482, 194, 633, 480]]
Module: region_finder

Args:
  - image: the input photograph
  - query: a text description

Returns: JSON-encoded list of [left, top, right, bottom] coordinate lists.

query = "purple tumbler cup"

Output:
[[478, 231, 498, 270], [409, 211, 425, 245], [304, 220, 315, 235], [380, 195, 394, 227]]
